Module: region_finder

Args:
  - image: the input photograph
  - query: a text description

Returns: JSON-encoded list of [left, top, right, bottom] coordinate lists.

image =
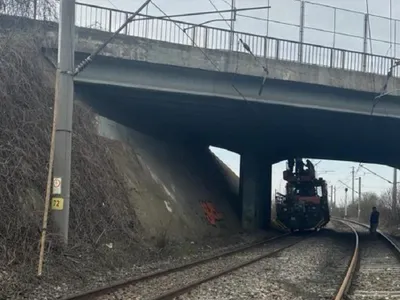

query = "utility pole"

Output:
[[145, 4, 149, 38], [393, 168, 397, 213], [266, 0, 270, 37], [299, 0, 305, 62], [352, 166, 355, 204], [229, 0, 236, 51], [344, 187, 348, 218], [358, 177, 361, 221], [51, 0, 75, 245], [334, 186, 336, 207]]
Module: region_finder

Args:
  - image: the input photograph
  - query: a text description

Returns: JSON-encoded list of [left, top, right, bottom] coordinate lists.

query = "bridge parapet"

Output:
[[1, 2, 400, 95]]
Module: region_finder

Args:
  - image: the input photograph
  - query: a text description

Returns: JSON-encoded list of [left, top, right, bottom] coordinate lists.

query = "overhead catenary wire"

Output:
[[207, 0, 269, 95], [134, 6, 272, 23], [368, 0, 400, 115], [73, 0, 152, 76], [359, 164, 393, 184], [338, 180, 359, 195], [149, 0, 263, 110], [106, 0, 118, 10]]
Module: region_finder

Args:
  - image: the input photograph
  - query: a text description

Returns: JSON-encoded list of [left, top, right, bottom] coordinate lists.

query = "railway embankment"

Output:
[[0, 27, 269, 300]]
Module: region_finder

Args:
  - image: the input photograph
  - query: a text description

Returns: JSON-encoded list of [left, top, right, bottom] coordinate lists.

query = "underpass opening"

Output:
[[272, 158, 398, 232]]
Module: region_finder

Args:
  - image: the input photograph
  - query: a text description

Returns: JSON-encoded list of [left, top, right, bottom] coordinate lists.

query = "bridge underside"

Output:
[[78, 82, 400, 166], [78, 82, 400, 230], [72, 52, 400, 231]]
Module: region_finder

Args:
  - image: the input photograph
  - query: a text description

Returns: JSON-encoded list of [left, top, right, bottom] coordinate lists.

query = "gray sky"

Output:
[[78, 0, 399, 206]]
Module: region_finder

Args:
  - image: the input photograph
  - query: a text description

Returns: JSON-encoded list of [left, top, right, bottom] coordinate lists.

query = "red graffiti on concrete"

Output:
[[201, 202, 223, 225]]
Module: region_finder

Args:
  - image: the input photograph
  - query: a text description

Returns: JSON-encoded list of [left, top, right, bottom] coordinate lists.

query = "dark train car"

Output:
[[275, 159, 330, 231]]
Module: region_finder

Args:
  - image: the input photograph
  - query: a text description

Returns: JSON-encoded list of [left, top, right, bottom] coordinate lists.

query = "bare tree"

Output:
[[0, 0, 57, 20]]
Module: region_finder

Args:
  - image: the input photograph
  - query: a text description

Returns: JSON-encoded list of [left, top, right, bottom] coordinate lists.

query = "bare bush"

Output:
[[0, 22, 139, 300], [333, 189, 400, 229], [0, 0, 57, 20]]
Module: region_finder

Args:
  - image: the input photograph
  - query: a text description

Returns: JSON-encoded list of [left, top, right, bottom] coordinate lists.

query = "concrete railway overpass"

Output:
[[2, 3, 400, 230]]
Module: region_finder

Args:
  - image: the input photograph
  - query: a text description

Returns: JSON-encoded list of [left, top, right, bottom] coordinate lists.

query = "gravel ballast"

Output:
[[177, 222, 355, 300], [22, 231, 275, 300], [347, 223, 400, 300], [96, 234, 304, 299]]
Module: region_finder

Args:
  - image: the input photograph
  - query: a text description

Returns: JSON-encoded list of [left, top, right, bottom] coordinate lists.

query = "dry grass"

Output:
[[0, 11, 141, 299]]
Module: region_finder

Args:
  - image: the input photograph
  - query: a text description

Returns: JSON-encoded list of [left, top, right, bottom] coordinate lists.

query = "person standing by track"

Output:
[[369, 206, 380, 235]]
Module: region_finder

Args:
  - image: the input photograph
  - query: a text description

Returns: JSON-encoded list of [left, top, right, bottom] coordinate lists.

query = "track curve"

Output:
[[334, 218, 400, 300]]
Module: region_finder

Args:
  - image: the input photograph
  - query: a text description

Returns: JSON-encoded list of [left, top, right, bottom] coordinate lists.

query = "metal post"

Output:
[[395, 20, 397, 59], [124, 13, 129, 35], [266, 0, 270, 37], [192, 27, 196, 46], [299, 1, 305, 63], [358, 177, 361, 220], [229, 0, 236, 51], [330, 185, 333, 208], [334, 186, 336, 206], [362, 14, 369, 72], [265, 0, 270, 57], [332, 8, 336, 48], [392, 168, 397, 213], [276, 39, 280, 59], [52, 0, 75, 245], [33, 0, 38, 19], [352, 167, 355, 204], [331, 8, 337, 68], [390, 0, 393, 58], [145, 4, 149, 38], [344, 188, 348, 218], [204, 28, 208, 48], [108, 9, 112, 32]]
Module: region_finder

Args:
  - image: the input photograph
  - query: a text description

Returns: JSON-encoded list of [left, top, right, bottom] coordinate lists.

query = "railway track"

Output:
[[62, 219, 400, 300], [334, 219, 400, 300], [61, 232, 312, 300]]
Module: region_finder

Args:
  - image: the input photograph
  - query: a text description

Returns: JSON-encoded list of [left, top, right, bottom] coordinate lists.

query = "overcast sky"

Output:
[[78, 0, 399, 206]]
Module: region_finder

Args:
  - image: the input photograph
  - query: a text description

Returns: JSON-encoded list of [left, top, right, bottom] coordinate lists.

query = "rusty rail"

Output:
[[333, 217, 400, 299], [61, 232, 293, 300], [333, 218, 359, 300]]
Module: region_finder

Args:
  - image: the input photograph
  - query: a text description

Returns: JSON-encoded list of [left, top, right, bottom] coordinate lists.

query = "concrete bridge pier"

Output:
[[239, 153, 272, 231]]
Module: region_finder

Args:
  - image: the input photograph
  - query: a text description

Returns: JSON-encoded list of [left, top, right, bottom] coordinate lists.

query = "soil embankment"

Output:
[[0, 28, 243, 299]]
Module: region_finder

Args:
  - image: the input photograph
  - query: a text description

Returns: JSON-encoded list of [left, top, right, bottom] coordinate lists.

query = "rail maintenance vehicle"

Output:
[[275, 158, 330, 232]]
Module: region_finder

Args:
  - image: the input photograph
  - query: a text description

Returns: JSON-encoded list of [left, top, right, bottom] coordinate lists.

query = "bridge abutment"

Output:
[[239, 154, 272, 230]]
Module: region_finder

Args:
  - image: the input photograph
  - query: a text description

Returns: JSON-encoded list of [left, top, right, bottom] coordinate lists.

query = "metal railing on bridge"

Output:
[[2, 1, 399, 78]]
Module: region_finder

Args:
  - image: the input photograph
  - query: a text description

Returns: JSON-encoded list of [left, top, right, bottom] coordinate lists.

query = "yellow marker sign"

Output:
[[51, 197, 64, 210]]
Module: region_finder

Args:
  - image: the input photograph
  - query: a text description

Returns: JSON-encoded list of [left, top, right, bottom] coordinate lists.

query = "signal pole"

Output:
[[52, 0, 75, 245]]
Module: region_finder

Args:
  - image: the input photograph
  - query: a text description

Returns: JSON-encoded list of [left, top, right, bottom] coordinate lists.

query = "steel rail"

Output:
[[150, 234, 313, 300], [333, 217, 400, 299], [61, 232, 292, 300], [332, 218, 359, 300]]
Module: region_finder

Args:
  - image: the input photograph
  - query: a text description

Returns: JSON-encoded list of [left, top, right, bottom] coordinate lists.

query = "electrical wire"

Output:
[[150, 0, 256, 107], [106, 0, 118, 10], [207, 0, 269, 95], [338, 180, 359, 194], [73, 0, 152, 76], [359, 164, 393, 184], [366, 0, 400, 116]]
